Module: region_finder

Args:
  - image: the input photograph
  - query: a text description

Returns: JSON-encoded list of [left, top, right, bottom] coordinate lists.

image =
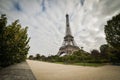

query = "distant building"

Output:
[[57, 14, 80, 56]]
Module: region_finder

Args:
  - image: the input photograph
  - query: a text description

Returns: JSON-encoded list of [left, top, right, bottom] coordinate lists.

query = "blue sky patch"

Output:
[[41, 0, 46, 12], [14, 1, 22, 11]]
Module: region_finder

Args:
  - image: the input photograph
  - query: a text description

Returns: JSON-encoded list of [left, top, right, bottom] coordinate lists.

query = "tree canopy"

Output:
[[0, 14, 30, 67], [105, 13, 120, 51], [104, 13, 120, 63]]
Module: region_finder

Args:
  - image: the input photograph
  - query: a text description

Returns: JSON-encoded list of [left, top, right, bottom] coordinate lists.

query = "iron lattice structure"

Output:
[[57, 14, 80, 56]]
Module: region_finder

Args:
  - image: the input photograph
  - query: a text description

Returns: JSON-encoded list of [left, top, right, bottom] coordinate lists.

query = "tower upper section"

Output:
[[65, 14, 72, 36]]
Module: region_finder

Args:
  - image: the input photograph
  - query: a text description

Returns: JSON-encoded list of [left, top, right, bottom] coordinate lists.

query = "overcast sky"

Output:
[[0, 0, 120, 56]]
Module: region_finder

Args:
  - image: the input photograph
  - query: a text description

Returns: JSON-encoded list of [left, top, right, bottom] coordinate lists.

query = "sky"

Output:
[[0, 0, 120, 56]]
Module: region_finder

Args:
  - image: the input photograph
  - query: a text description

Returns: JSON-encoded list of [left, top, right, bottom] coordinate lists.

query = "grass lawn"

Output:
[[72, 63, 105, 67], [55, 62, 105, 67]]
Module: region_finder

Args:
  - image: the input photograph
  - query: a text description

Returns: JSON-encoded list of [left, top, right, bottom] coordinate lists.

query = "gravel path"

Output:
[[27, 60, 120, 80]]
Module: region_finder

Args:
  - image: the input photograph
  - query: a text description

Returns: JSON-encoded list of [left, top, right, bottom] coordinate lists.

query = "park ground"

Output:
[[27, 60, 120, 80]]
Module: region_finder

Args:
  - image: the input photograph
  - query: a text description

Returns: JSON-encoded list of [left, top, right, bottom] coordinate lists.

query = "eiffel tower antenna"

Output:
[[57, 14, 80, 56]]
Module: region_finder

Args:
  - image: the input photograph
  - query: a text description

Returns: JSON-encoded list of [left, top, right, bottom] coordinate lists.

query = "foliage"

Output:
[[34, 54, 41, 60], [70, 63, 104, 67], [0, 14, 30, 67], [104, 13, 120, 51], [28, 55, 34, 60], [90, 49, 102, 63], [100, 44, 109, 54], [99, 44, 109, 62], [104, 13, 120, 63], [107, 47, 120, 64]]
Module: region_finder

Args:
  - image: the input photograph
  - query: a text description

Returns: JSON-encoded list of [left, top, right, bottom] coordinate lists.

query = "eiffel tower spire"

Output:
[[66, 14, 72, 36], [57, 14, 80, 56]]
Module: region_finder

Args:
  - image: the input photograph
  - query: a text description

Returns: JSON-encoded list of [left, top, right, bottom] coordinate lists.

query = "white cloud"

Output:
[[0, 0, 120, 56]]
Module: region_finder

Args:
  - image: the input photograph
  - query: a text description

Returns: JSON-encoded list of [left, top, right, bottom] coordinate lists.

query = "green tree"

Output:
[[99, 44, 110, 62], [28, 55, 34, 60], [104, 13, 120, 63], [91, 49, 100, 57], [0, 15, 30, 67], [100, 44, 109, 54], [104, 13, 120, 51], [107, 47, 120, 64], [100, 44, 109, 58], [0, 15, 7, 66], [90, 49, 102, 63], [35, 54, 41, 60]]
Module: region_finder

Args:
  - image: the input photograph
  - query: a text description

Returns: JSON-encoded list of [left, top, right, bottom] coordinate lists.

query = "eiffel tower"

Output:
[[57, 14, 80, 56]]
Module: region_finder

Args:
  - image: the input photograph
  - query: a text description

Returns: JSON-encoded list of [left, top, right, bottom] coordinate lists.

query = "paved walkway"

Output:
[[0, 61, 36, 80]]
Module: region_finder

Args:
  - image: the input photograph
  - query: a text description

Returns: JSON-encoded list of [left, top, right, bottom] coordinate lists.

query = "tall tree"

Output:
[[104, 13, 120, 51], [0, 14, 7, 66], [104, 13, 120, 63], [0, 15, 30, 67]]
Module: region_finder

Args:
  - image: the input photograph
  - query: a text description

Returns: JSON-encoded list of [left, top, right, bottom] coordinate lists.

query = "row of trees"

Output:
[[28, 47, 117, 64], [29, 13, 120, 64], [0, 14, 30, 67]]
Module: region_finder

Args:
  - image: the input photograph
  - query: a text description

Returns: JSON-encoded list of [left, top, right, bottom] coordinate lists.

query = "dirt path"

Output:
[[27, 60, 120, 80]]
